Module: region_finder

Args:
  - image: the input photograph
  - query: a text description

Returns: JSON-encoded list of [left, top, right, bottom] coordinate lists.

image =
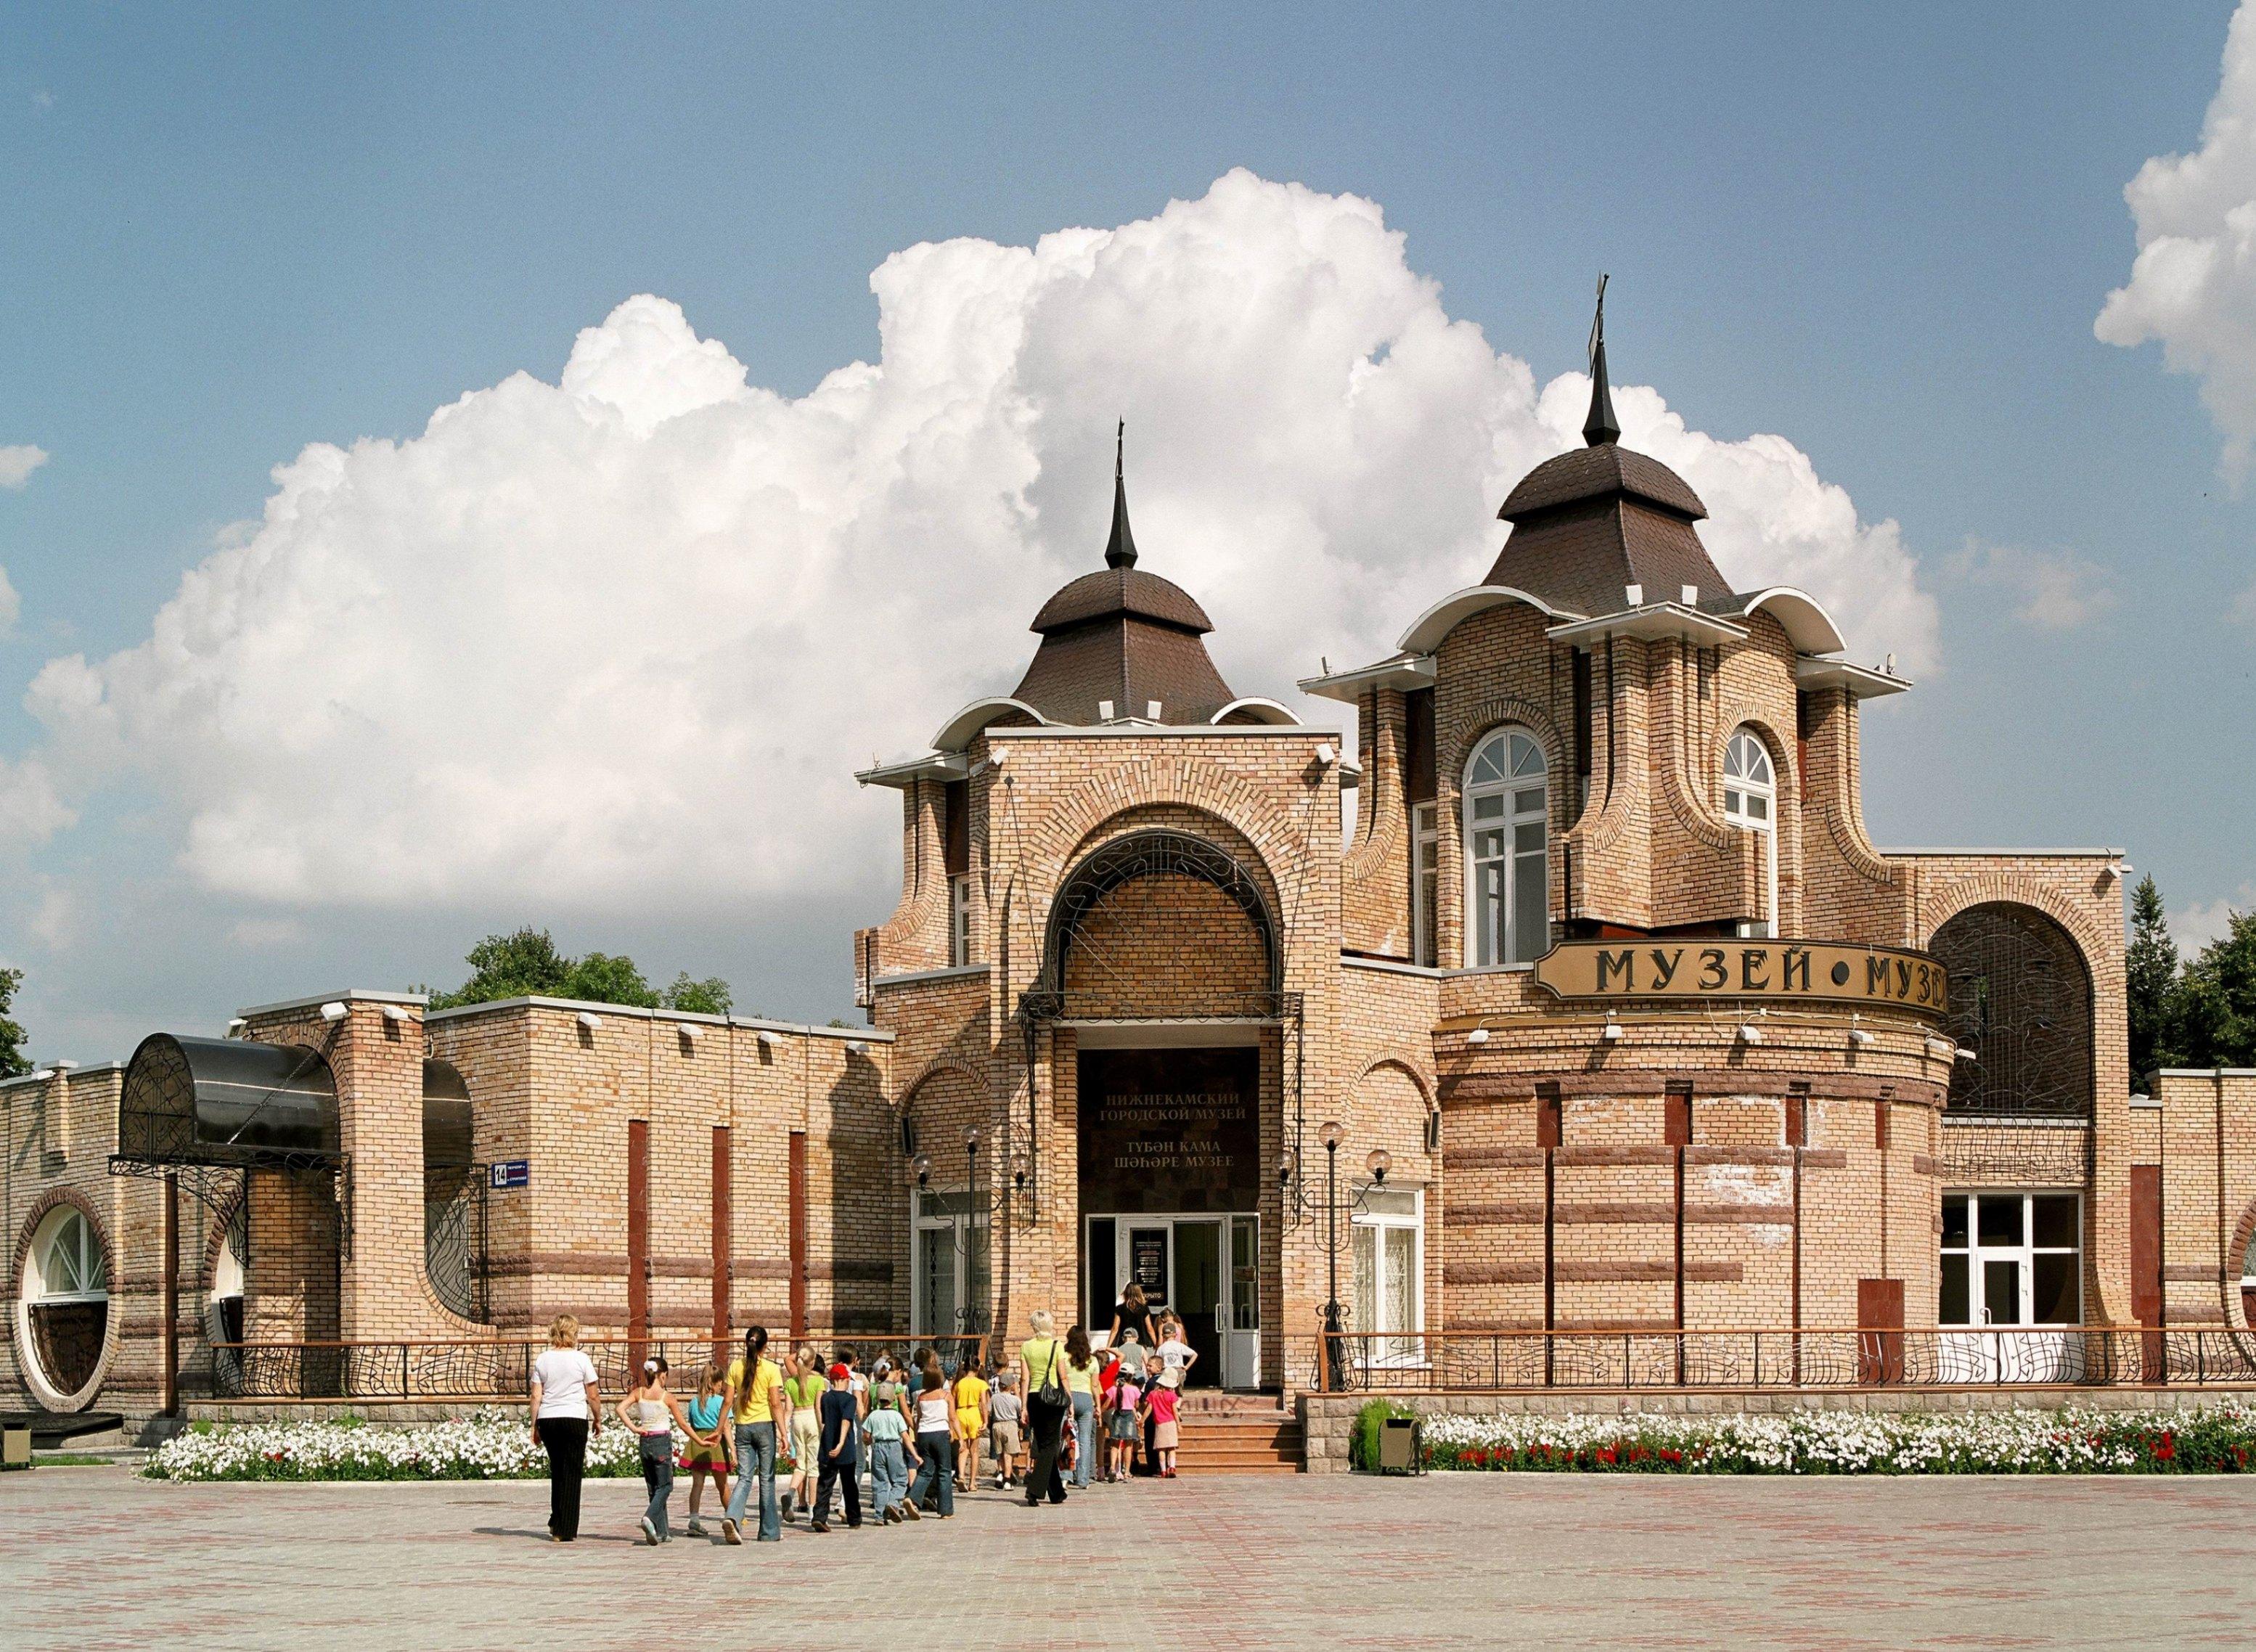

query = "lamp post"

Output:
[[1319, 1120, 1344, 1389]]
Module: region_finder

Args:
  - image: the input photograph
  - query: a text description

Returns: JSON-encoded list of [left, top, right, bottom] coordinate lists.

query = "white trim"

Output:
[[1209, 696, 1301, 726], [1397, 586, 1582, 655], [1545, 602, 1750, 648], [1440, 964, 1535, 978], [0, 1062, 122, 1093], [1722, 725, 1778, 938], [1794, 655, 1910, 699], [421, 998, 893, 1042], [1341, 955, 1449, 979], [236, 987, 429, 1018], [855, 751, 971, 790], [872, 963, 991, 989], [1297, 653, 1436, 703], [2154, 1068, 2256, 1079], [931, 696, 1051, 753], [1738, 586, 1847, 655], [983, 724, 1339, 740]]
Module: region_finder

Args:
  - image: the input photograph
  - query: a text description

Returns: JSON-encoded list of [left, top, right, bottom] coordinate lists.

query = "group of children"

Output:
[[611, 1315, 1203, 1544]]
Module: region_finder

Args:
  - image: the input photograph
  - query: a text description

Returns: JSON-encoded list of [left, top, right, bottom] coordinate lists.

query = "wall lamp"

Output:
[[1924, 1035, 1954, 1060], [1736, 1023, 1765, 1045], [319, 1001, 349, 1023], [1365, 1148, 1392, 1185], [1313, 742, 1338, 767], [1465, 1027, 1491, 1045], [1600, 1014, 1624, 1043], [1848, 1028, 1877, 1050], [576, 1011, 604, 1031], [755, 1029, 778, 1050], [382, 1005, 412, 1024], [678, 1023, 705, 1043], [226, 1018, 247, 1035]]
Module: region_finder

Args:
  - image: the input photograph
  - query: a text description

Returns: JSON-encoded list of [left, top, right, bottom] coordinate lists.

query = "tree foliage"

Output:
[[425, 929, 734, 1016], [0, 965, 28, 1079], [2124, 883, 2256, 1081]]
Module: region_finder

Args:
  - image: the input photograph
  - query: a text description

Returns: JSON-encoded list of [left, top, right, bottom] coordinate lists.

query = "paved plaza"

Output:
[[4, 1467, 2255, 1650]]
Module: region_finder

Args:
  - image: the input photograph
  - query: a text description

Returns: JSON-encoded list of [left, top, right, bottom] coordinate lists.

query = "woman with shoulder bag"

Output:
[[1018, 1309, 1069, 1508]]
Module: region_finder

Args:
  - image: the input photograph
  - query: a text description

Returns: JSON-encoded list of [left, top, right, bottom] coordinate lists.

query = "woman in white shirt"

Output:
[[528, 1314, 602, 1542]]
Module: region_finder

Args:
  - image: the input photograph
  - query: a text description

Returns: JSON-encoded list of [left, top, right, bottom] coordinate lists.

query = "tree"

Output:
[[661, 973, 732, 1016], [2180, 908, 2256, 1071], [0, 966, 28, 1079], [425, 928, 727, 1014], [2126, 875, 2183, 1079]]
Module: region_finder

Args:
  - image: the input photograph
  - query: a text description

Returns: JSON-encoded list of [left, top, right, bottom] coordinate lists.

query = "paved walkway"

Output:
[[4, 1467, 2252, 1649]]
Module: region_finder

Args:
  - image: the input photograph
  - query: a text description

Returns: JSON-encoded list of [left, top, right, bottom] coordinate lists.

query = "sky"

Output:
[[2, 3, 2253, 1060]]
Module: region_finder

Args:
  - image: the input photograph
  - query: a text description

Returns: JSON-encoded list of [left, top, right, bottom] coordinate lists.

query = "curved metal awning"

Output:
[[115, 1034, 339, 1169]]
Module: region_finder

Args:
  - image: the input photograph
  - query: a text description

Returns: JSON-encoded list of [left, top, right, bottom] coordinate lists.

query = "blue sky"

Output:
[[1, 4, 2251, 1057]]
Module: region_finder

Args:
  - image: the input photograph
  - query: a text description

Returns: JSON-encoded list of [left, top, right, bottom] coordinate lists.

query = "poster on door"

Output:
[[1129, 1229, 1169, 1304], [1078, 1046, 1259, 1213]]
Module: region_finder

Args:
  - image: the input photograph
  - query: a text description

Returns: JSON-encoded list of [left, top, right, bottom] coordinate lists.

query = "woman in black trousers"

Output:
[[1018, 1309, 1069, 1506]]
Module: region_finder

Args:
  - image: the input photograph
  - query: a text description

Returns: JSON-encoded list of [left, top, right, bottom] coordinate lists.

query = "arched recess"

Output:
[[1351, 1055, 1439, 1158], [1034, 828, 1282, 1016], [1928, 901, 2095, 1117], [11, 1190, 117, 1410], [899, 1057, 984, 1155]]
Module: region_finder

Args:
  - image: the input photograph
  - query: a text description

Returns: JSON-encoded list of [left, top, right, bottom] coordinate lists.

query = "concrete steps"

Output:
[[1172, 1402, 1303, 1473]]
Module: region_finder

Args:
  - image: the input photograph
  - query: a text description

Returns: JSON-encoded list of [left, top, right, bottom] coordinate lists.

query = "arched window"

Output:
[[19, 1204, 108, 1400], [1463, 727, 1548, 966], [1722, 726, 1777, 938]]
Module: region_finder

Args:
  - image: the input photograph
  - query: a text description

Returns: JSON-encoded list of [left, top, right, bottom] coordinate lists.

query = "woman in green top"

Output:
[[1018, 1309, 1070, 1508], [782, 1347, 827, 1525]]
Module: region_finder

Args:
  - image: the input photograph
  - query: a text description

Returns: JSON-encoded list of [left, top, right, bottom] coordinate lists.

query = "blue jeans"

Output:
[[868, 1436, 908, 1516], [724, 1420, 779, 1539], [1071, 1389, 1096, 1487], [909, 1431, 954, 1515], [639, 1434, 674, 1539]]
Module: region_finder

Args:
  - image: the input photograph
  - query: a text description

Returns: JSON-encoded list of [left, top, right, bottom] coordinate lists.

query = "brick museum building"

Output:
[[9, 322, 2255, 1435]]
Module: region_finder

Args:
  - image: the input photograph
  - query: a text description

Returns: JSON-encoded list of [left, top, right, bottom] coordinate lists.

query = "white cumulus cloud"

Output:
[[0, 445, 49, 489], [1947, 539, 2119, 631], [2173, 883, 2255, 953], [2097, 2, 2256, 473], [0, 170, 1936, 910]]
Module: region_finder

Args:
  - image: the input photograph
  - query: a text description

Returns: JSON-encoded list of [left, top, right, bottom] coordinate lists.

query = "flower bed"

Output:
[[1407, 1402, 2256, 1475], [144, 1408, 669, 1483]]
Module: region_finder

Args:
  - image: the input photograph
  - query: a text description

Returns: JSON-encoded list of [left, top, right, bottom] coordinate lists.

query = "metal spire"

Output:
[[1103, 418, 1139, 569], [1582, 274, 1620, 448]]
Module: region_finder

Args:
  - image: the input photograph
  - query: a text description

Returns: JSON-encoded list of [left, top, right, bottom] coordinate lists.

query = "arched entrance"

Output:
[[1929, 902, 2095, 1116], [1034, 827, 1282, 1391]]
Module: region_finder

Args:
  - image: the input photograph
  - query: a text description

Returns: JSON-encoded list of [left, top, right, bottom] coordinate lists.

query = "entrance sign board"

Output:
[[1532, 939, 1948, 1016], [1077, 1047, 1259, 1214]]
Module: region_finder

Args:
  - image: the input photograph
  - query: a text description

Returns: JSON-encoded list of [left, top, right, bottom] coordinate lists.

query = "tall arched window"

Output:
[[1722, 726, 1777, 938], [19, 1204, 108, 1401], [1463, 727, 1548, 966]]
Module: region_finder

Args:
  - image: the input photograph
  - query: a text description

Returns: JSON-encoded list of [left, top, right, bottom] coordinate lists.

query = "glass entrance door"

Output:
[[1087, 1212, 1259, 1389]]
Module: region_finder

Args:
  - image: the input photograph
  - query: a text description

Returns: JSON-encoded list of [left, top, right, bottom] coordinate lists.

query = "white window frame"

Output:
[[1940, 1190, 2082, 1327], [949, 872, 974, 967], [1461, 727, 1548, 968], [910, 1187, 989, 1338], [1410, 801, 1438, 969], [1722, 726, 1778, 939], [1351, 1187, 1426, 1365], [29, 1207, 106, 1306]]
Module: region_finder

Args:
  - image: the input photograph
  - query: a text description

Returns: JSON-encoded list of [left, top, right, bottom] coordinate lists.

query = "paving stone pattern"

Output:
[[5, 1468, 2255, 1649]]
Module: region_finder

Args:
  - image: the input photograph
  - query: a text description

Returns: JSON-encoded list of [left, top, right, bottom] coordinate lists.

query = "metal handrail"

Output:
[[1286, 1325, 2253, 1394]]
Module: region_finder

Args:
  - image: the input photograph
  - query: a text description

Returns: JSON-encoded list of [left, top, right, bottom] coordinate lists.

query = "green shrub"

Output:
[[1350, 1399, 1416, 1471]]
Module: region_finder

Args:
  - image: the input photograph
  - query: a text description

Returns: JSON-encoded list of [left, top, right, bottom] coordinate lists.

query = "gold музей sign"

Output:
[[1532, 939, 1948, 1016]]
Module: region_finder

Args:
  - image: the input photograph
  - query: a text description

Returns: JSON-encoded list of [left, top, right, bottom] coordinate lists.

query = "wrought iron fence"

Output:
[[203, 1330, 997, 1401], [1284, 1326, 2256, 1394]]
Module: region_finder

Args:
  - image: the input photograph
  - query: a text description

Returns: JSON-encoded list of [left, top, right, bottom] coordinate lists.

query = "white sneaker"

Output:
[[640, 1516, 658, 1546]]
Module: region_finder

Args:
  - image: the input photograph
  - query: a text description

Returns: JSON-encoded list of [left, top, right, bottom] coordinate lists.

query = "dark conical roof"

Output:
[[1482, 287, 1732, 616], [1010, 430, 1236, 724]]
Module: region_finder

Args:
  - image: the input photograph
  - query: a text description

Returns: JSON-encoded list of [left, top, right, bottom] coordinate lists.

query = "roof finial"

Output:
[[1104, 418, 1138, 569], [1582, 273, 1620, 448]]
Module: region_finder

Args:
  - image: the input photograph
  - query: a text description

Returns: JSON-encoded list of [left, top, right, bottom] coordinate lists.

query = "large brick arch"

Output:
[[1916, 870, 2117, 977], [1021, 761, 1309, 913]]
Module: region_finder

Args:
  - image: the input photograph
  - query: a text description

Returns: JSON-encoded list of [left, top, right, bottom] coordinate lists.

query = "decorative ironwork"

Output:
[[1288, 1326, 2256, 1394], [1938, 1118, 2093, 1186], [1931, 904, 2093, 1116], [423, 1166, 490, 1325], [1034, 829, 1281, 1000]]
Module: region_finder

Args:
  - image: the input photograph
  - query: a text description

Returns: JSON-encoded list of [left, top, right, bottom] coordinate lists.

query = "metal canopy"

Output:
[[115, 1033, 340, 1169]]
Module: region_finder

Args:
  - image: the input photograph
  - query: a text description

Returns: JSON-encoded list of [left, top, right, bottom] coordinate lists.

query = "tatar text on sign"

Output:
[[1532, 939, 1948, 1015]]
